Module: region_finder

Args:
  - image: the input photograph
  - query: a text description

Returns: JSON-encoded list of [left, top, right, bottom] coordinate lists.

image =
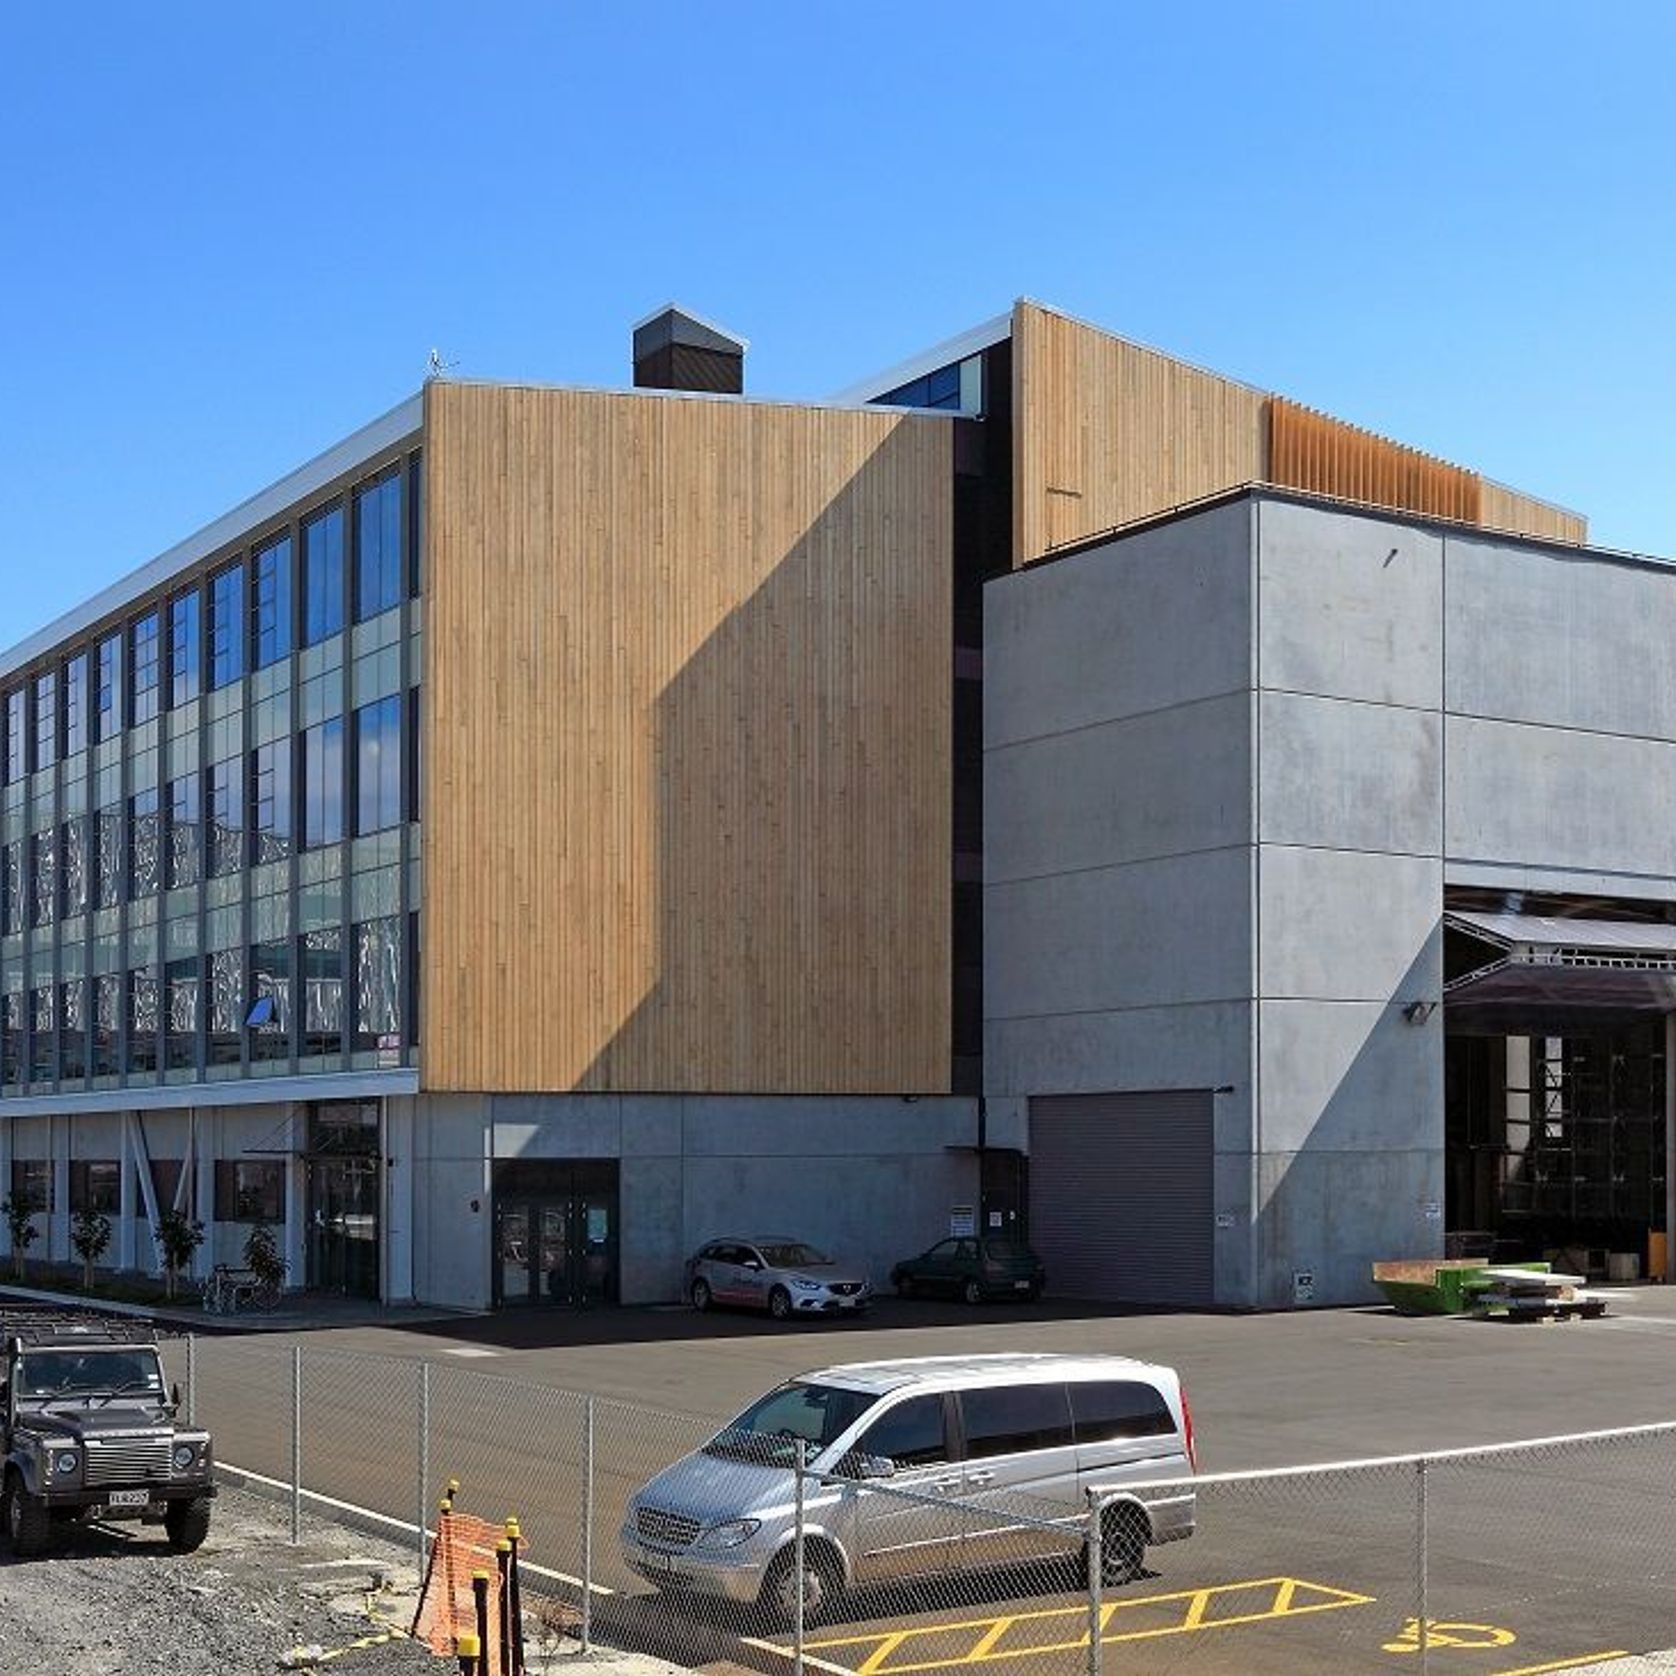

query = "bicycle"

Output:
[[198, 1264, 285, 1314]]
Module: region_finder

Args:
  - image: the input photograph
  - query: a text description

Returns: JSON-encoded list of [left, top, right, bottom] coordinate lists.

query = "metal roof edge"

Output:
[[828, 310, 1013, 406]]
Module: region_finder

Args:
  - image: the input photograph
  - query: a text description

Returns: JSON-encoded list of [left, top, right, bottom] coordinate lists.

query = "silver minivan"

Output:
[[620, 1352, 1197, 1624]]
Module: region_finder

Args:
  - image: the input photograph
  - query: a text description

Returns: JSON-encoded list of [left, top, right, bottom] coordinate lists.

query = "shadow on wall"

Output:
[[1256, 936, 1446, 1309]]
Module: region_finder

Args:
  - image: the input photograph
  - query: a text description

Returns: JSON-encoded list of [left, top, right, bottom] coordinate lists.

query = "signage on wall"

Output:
[[1293, 1270, 1316, 1305], [377, 1033, 401, 1069], [949, 1205, 976, 1238]]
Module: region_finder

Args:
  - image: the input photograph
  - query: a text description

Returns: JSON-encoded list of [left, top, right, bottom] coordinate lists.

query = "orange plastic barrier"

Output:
[[413, 1502, 511, 1674]]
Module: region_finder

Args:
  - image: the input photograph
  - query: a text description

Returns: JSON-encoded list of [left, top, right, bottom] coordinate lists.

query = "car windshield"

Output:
[[16, 1349, 165, 1400], [703, 1381, 880, 1467], [758, 1243, 830, 1268]]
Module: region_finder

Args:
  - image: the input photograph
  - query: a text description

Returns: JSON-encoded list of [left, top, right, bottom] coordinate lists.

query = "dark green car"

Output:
[[890, 1238, 1046, 1304]]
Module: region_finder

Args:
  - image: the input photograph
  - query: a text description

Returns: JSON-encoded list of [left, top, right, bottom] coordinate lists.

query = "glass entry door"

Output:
[[493, 1159, 619, 1307], [305, 1101, 382, 1298]]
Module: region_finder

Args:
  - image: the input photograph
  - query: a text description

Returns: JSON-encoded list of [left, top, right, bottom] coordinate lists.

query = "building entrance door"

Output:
[[492, 1159, 620, 1307], [304, 1101, 382, 1298]]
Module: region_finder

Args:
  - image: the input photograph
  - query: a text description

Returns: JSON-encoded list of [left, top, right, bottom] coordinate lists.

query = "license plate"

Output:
[[107, 1490, 150, 1508]]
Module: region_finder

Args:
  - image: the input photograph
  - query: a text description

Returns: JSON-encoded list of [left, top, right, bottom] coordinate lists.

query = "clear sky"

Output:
[[4, 2, 1674, 648]]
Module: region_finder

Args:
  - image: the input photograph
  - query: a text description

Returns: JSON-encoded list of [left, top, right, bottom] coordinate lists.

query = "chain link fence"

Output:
[[169, 1334, 1676, 1676]]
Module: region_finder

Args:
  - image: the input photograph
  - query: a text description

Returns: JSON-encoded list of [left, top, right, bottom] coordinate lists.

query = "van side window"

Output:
[[959, 1384, 1074, 1460], [859, 1394, 950, 1468], [1070, 1380, 1175, 1442]]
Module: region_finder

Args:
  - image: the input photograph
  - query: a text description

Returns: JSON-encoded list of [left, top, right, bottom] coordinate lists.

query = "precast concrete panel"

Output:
[[985, 501, 1254, 750]]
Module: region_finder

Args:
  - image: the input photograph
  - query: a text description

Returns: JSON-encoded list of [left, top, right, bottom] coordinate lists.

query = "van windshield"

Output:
[[703, 1381, 880, 1467]]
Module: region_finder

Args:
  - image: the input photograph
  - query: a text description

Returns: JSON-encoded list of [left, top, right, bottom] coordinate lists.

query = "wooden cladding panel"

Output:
[[1480, 480, 1587, 545], [1013, 301, 1266, 565], [1269, 397, 1481, 523], [422, 383, 952, 1095]]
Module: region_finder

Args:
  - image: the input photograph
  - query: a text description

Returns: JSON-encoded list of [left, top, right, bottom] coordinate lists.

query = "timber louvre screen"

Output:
[[1028, 1090, 1214, 1304]]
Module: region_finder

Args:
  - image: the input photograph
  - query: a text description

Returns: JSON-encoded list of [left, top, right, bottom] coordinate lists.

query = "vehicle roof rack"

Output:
[[0, 1310, 160, 1351]]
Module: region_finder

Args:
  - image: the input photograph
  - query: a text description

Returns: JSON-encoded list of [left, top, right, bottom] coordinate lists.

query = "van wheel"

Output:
[[961, 1278, 985, 1306], [768, 1286, 793, 1321], [761, 1542, 842, 1629], [690, 1278, 712, 1312], [164, 1496, 213, 1554], [3, 1470, 50, 1557], [1095, 1504, 1149, 1586]]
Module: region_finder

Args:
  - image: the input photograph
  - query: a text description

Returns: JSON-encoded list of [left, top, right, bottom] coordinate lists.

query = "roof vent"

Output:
[[632, 305, 747, 395]]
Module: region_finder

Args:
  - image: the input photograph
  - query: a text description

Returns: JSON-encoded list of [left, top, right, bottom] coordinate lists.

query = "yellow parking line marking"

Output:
[[1492, 1657, 1631, 1676], [803, 1576, 1376, 1673]]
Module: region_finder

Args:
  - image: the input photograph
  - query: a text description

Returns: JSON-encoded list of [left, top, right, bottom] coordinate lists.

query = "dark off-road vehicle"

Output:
[[1, 1312, 215, 1556]]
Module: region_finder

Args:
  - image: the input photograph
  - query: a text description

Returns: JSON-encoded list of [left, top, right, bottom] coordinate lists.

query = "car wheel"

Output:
[[961, 1278, 985, 1306], [164, 1496, 213, 1554], [690, 1278, 712, 1312], [761, 1541, 843, 1630], [768, 1286, 793, 1322], [1095, 1504, 1149, 1586], [3, 1470, 50, 1557]]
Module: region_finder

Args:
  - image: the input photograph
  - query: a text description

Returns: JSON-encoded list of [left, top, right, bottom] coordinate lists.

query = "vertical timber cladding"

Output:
[[1028, 1092, 1214, 1304], [421, 382, 953, 1094], [1011, 299, 1267, 565]]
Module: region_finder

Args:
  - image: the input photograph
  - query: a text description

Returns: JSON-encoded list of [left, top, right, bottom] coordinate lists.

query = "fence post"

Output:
[[184, 1333, 196, 1426], [793, 1438, 807, 1676], [581, 1395, 596, 1653], [1085, 1491, 1103, 1676], [290, 1344, 302, 1545], [417, 1361, 430, 1586], [1416, 1457, 1429, 1676]]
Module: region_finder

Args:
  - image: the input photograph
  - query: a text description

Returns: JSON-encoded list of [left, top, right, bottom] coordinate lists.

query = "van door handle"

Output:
[[965, 1470, 996, 1486], [930, 1476, 962, 1492]]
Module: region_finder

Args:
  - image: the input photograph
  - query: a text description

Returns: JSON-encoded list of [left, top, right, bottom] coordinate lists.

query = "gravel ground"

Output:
[[0, 1487, 444, 1676]]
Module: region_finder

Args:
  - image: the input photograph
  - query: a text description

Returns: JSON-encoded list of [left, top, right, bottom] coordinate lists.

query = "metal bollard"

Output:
[[471, 1569, 492, 1671], [496, 1538, 513, 1675], [290, 1344, 302, 1545], [1085, 1490, 1104, 1676], [455, 1630, 481, 1675], [505, 1516, 526, 1676], [581, 1397, 595, 1654]]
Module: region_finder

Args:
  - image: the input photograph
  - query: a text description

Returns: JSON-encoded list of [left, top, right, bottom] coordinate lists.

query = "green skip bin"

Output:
[[1371, 1258, 1550, 1315]]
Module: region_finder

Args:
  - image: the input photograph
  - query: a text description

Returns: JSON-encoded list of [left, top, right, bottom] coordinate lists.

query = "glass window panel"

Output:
[[354, 695, 402, 835], [303, 503, 345, 645], [214, 1160, 284, 1223], [207, 757, 242, 877], [69, 1159, 119, 1214], [407, 451, 423, 595], [129, 611, 161, 725], [959, 1384, 1075, 1460], [249, 940, 291, 1063], [3, 689, 26, 783], [209, 562, 246, 689], [96, 634, 122, 741], [165, 955, 199, 1071], [303, 716, 344, 847], [127, 968, 160, 1073], [354, 471, 402, 622], [60, 817, 88, 917], [128, 787, 161, 899], [1, 841, 21, 935], [34, 670, 57, 770], [59, 978, 86, 1081], [31, 829, 56, 927], [30, 983, 55, 1082], [302, 927, 342, 1056], [62, 654, 88, 756], [92, 974, 120, 1077], [1, 988, 23, 1087], [248, 740, 293, 865], [167, 773, 200, 889], [10, 1159, 52, 1212], [169, 589, 201, 706], [352, 915, 401, 1048], [208, 947, 243, 1065], [95, 805, 122, 908], [252, 533, 293, 668]]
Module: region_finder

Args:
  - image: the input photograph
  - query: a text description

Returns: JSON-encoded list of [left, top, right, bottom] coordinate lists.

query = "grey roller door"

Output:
[[1028, 1091, 1214, 1305]]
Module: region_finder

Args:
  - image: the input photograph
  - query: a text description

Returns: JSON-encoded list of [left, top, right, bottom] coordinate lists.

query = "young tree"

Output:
[[155, 1208, 206, 1302], [71, 1207, 114, 1292], [242, 1217, 287, 1303], [2, 1192, 42, 1284]]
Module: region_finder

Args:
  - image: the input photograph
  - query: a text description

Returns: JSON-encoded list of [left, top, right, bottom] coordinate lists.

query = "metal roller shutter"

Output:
[[1028, 1090, 1214, 1305]]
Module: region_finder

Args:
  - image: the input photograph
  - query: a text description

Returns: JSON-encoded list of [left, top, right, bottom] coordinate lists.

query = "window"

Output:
[[208, 947, 243, 1065], [60, 817, 88, 918], [251, 533, 293, 668], [857, 1395, 950, 1469], [166, 773, 200, 888], [248, 940, 291, 1063], [355, 469, 402, 622], [30, 983, 55, 1082], [354, 695, 401, 834], [69, 1160, 119, 1214], [407, 688, 422, 822], [213, 1160, 285, 1223], [92, 975, 119, 1077], [302, 716, 343, 848], [129, 611, 161, 724], [33, 670, 57, 771], [352, 916, 401, 1049], [3, 688, 25, 782], [301, 927, 343, 1057], [127, 967, 159, 1074], [31, 829, 56, 927], [303, 503, 345, 645], [95, 633, 122, 741], [128, 787, 161, 898], [164, 956, 199, 1071], [207, 757, 241, 876], [1, 841, 21, 934], [95, 805, 122, 908], [208, 562, 245, 689], [169, 589, 201, 706], [1069, 1381, 1177, 1444], [248, 740, 293, 864], [9, 1160, 52, 1214], [149, 1158, 184, 1216], [407, 451, 424, 594], [59, 979, 86, 1080], [959, 1384, 1075, 1460], [62, 653, 88, 756], [1, 990, 23, 1087]]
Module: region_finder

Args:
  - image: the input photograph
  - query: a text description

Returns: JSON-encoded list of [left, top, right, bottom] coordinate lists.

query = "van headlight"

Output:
[[173, 1444, 198, 1471], [54, 1450, 79, 1477], [693, 1519, 761, 1549]]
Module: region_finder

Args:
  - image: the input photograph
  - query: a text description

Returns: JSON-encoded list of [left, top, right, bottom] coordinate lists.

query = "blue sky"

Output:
[[4, 2, 1673, 645]]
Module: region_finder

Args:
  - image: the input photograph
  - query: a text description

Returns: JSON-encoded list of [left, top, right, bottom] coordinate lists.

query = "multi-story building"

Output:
[[5, 300, 1666, 1312]]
